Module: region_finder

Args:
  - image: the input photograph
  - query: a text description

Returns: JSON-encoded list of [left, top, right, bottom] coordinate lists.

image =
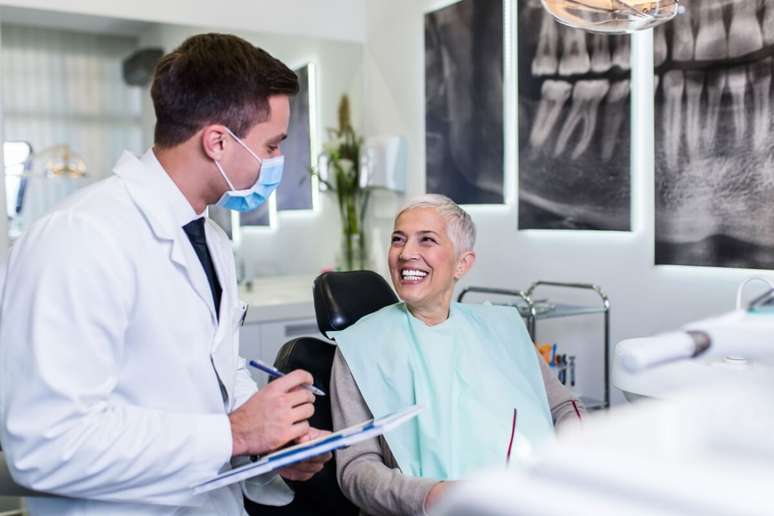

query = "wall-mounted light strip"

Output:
[[308, 61, 320, 213]]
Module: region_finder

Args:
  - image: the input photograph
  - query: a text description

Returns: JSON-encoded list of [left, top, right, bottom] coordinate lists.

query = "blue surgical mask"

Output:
[[214, 127, 284, 212]]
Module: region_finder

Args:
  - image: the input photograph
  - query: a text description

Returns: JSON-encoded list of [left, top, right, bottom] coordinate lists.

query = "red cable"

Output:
[[571, 400, 582, 421], [506, 408, 518, 464]]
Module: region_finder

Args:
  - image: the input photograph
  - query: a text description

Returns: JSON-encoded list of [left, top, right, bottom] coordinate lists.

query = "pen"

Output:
[[248, 359, 326, 396]]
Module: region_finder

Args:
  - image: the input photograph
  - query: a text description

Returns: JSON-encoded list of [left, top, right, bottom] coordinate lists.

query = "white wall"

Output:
[[0, 0, 366, 43], [362, 0, 774, 404]]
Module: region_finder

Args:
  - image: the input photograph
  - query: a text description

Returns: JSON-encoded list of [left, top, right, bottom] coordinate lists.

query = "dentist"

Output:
[[0, 33, 329, 515]]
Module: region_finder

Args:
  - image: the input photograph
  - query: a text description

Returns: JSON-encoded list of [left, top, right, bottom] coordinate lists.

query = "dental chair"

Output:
[[245, 270, 398, 516]]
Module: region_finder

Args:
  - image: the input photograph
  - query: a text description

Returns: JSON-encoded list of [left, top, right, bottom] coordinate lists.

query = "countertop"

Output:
[[239, 274, 317, 324]]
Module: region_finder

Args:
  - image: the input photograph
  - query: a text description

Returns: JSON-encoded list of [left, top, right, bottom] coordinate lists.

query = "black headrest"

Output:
[[314, 271, 398, 338]]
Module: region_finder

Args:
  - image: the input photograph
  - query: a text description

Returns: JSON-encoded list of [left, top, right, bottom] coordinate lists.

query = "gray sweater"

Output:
[[331, 348, 585, 516]]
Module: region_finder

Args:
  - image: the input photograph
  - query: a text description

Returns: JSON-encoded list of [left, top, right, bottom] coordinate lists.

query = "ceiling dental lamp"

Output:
[[541, 0, 681, 34]]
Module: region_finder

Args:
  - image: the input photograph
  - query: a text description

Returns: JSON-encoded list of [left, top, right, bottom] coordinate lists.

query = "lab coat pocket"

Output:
[[210, 304, 246, 408]]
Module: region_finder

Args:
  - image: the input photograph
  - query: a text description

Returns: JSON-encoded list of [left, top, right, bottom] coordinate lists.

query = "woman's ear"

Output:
[[201, 125, 228, 160], [454, 251, 476, 280]]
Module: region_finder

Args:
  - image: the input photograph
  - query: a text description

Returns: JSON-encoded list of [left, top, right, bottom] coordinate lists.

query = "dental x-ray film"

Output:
[[655, 0, 774, 269], [518, 0, 632, 231], [277, 64, 313, 211], [425, 0, 505, 205]]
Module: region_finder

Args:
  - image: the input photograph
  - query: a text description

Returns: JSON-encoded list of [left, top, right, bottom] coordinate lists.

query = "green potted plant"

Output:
[[313, 95, 374, 271]]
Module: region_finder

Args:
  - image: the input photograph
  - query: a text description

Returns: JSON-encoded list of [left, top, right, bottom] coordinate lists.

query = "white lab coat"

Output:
[[0, 150, 293, 515]]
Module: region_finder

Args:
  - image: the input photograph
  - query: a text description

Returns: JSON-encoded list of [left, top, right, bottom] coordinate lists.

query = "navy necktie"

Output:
[[182, 218, 222, 320]]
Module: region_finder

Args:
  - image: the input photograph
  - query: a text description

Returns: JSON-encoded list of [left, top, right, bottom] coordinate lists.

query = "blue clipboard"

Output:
[[192, 405, 423, 495]]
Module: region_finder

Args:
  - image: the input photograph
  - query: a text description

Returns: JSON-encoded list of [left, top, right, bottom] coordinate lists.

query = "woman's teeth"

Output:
[[401, 269, 428, 281]]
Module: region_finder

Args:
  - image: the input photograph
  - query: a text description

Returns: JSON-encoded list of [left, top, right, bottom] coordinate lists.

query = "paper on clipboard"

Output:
[[192, 405, 423, 495]]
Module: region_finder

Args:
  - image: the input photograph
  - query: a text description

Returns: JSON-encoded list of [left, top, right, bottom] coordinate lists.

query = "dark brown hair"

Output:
[[151, 33, 299, 148]]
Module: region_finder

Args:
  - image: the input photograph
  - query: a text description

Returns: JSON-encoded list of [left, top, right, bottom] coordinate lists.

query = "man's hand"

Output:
[[278, 427, 333, 482], [229, 370, 316, 457]]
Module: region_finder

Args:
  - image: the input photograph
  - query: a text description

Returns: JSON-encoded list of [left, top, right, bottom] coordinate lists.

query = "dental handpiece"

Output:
[[617, 330, 711, 373]]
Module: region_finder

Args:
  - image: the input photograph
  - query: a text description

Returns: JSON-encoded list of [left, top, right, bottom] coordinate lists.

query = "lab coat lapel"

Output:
[[206, 220, 232, 349], [177, 233, 219, 326], [115, 151, 218, 325], [205, 220, 239, 408]]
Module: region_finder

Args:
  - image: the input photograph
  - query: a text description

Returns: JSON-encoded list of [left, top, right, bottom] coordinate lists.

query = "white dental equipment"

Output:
[[432, 376, 774, 516], [614, 277, 774, 401]]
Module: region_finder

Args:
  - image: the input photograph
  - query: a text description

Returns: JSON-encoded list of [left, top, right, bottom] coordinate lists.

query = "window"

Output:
[[1, 23, 143, 237]]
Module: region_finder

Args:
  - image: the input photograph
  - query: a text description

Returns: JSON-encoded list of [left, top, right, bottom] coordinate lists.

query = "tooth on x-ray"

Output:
[[750, 58, 772, 152], [654, 25, 668, 67], [601, 80, 630, 162], [529, 80, 573, 149], [694, 3, 728, 60], [671, 11, 694, 62], [684, 71, 704, 160], [727, 68, 749, 142], [533, 11, 559, 76], [611, 35, 630, 71], [702, 71, 728, 150], [728, 1, 763, 58], [554, 80, 611, 160], [663, 70, 685, 172], [590, 33, 611, 73], [764, 1, 774, 47], [559, 27, 591, 76]]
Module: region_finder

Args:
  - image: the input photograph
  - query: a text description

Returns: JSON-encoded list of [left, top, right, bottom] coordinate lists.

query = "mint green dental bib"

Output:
[[331, 302, 554, 480]]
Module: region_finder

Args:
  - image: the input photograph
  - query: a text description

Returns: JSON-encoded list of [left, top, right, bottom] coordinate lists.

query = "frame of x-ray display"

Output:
[[653, 0, 774, 270], [281, 61, 320, 216], [422, 0, 515, 209], [231, 61, 320, 244], [513, 0, 634, 230]]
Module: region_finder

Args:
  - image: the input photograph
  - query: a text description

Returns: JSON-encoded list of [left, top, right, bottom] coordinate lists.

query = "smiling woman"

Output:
[[388, 195, 477, 325], [327, 195, 587, 516]]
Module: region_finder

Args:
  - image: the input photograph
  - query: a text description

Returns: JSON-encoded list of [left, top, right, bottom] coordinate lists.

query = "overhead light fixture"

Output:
[[541, 0, 681, 34], [38, 145, 87, 178]]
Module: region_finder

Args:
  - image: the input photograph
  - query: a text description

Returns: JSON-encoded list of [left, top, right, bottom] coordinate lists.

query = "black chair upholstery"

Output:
[[244, 336, 357, 516], [314, 270, 398, 339], [273, 337, 338, 433], [245, 271, 397, 516]]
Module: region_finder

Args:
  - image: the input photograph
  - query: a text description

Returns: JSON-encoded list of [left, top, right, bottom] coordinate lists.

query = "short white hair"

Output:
[[395, 194, 476, 254]]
